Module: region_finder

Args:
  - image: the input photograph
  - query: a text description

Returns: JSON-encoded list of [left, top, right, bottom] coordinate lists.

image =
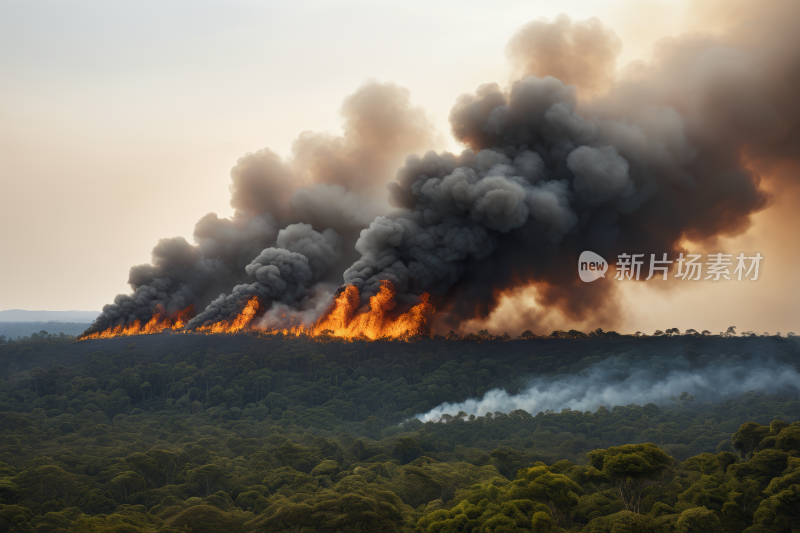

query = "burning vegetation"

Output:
[[196, 297, 261, 335], [78, 306, 192, 340], [276, 281, 434, 341], [79, 281, 434, 342]]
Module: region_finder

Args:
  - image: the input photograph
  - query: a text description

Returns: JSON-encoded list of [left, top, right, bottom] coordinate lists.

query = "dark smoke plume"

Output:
[[83, 82, 434, 335], [85, 0, 800, 336]]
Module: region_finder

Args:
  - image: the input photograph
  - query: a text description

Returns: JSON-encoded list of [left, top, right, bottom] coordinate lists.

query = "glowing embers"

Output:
[[196, 297, 261, 334], [272, 281, 434, 341], [78, 306, 193, 340]]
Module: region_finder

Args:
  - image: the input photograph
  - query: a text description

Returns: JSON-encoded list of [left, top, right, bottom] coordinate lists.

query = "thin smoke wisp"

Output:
[[417, 351, 800, 422]]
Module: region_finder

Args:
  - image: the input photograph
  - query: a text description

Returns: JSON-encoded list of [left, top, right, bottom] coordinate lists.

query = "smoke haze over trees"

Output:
[[419, 344, 800, 422]]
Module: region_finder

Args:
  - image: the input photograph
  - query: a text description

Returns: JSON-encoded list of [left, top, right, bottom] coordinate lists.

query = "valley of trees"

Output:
[[0, 332, 798, 532]]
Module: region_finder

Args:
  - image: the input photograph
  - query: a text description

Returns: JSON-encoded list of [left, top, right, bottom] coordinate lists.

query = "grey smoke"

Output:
[[275, 223, 341, 278], [567, 145, 633, 206], [417, 352, 800, 422], [186, 224, 340, 329], [82, 81, 432, 336], [343, 74, 693, 313], [253, 283, 338, 330]]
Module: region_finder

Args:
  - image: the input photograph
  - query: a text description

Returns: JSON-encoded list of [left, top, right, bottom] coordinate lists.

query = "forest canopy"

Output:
[[0, 332, 798, 532]]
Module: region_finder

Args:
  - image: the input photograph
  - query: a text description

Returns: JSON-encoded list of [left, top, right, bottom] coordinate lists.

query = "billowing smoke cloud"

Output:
[[186, 224, 340, 328], [347, 69, 757, 328], [417, 350, 800, 422], [506, 15, 622, 96], [292, 82, 436, 195], [85, 0, 800, 337], [83, 81, 434, 335], [340, 0, 798, 331]]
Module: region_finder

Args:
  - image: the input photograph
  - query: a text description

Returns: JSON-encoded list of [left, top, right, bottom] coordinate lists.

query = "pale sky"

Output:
[[1, 0, 796, 334]]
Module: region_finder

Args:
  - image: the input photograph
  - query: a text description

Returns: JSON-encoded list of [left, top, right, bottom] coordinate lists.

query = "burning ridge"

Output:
[[78, 305, 192, 340], [79, 281, 434, 342]]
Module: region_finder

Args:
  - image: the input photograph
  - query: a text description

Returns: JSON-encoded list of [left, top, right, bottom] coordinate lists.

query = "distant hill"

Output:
[[0, 309, 99, 322], [0, 321, 93, 339]]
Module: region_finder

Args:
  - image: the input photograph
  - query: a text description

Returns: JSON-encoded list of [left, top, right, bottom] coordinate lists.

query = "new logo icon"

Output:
[[578, 251, 608, 282]]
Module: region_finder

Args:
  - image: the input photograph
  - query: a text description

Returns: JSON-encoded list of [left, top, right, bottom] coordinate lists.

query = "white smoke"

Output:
[[252, 282, 337, 330], [417, 352, 800, 422]]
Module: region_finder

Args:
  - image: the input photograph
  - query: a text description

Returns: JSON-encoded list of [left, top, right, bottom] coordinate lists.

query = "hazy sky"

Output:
[[1, 0, 796, 334]]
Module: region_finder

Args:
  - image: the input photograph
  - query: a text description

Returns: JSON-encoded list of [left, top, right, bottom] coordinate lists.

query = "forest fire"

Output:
[[196, 296, 261, 334], [78, 282, 434, 341], [273, 281, 435, 341], [77, 305, 193, 340]]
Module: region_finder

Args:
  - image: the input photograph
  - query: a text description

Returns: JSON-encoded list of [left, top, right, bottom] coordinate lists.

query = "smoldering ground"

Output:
[[417, 345, 800, 422], [84, 0, 800, 336]]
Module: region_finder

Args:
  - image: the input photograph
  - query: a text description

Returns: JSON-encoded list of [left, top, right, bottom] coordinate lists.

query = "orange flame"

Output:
[[196, 296, 261, 334], [269, 281, 434, 341], [80, 282, 433, 342], [79, 305, 193, 340]]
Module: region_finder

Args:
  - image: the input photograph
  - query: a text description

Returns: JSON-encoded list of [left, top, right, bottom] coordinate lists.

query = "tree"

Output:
[[584, 510, 654, 532], [675, 506, 724, 533], [111, 471, 145, 503], [139, 379, 153, 395], [587, 444, 673, 513], [512, 465, 582, 529], [167, 503, 248, 533], [0, 477, 23, 503], [392, 437, 423, 465], [752, 484, 800, 532], [14, 464, 75, 503], [252, 484, 405, 533], [123, 452, 160, 488], [145, 449, 184, 486], [670, 391, 695, 408], [187, 464, 227, 497], [731, 421, 770, 460], [531, 510, 566, 532]]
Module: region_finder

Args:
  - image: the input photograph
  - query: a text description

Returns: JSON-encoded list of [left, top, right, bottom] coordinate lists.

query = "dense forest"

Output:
[[0, 332, 798, 532]]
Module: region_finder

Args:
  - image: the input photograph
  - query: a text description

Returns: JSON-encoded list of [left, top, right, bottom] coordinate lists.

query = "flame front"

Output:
[[78, 305, 193, 340], [80, 281, 433, 341], [273, 281, 434, 341], [197, 297, 261, 334]]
